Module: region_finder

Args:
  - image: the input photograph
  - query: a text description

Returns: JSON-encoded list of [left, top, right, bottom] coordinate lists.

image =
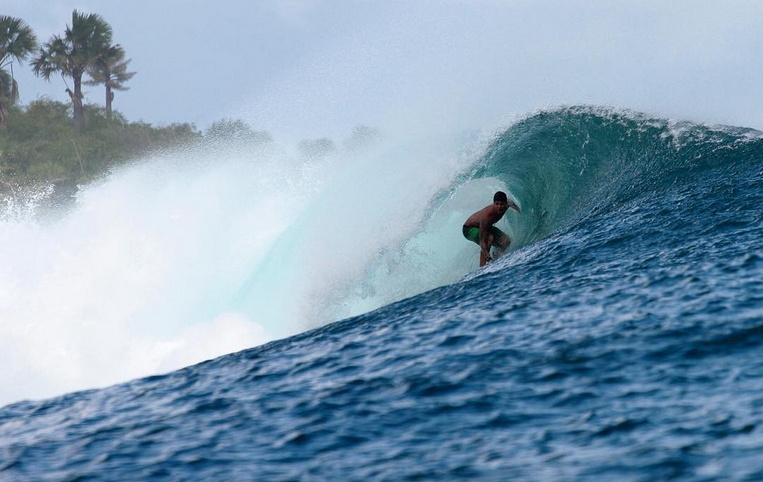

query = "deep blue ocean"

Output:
[[1, 107, 762, 480]]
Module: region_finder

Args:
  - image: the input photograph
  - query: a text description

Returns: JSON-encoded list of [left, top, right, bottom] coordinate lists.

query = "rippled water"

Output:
[[1, 107, 762, 481]]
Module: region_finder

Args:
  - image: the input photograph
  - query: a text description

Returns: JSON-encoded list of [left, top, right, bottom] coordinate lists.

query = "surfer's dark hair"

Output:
[[494, 191, 508, 203]]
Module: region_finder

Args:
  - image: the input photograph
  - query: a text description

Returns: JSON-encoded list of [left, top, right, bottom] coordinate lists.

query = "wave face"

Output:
[[1, 106, 762, 480]]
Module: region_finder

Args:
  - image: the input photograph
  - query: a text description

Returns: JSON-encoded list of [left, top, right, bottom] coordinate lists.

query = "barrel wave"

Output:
[[467, 106, 761, 247], [1, 106, 762, 481]]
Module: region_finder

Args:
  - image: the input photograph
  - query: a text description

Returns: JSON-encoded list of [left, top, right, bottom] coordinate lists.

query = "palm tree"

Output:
[[0, 16, 38, 129], [85, 45, 135, 119], [32, 10, 112, 133]]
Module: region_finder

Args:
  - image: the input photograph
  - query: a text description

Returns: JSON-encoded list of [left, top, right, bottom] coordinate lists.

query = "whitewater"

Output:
[[1, 106, 762, 480], [0, 122, 494, 405]]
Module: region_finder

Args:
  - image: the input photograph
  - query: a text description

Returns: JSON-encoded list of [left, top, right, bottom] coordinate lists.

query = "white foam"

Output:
[[0, 133, 490, 406]]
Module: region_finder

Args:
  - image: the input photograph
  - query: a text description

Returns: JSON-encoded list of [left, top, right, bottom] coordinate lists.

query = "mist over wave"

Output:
[[0, 129, 490, 405]]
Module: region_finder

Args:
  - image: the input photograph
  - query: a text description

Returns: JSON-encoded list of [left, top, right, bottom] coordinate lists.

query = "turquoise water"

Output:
[[1, 106, 761, 480]]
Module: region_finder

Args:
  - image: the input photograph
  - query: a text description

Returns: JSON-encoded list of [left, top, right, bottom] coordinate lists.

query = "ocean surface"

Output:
[[1, 106, 762, 480]]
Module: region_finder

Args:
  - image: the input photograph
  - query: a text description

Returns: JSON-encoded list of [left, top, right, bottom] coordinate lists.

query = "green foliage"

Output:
[[205, 119, 272, 145], [85, 45, 135, 91], [0, 15, 38, 128], [32, 10, 112, 81], [298, 137, 336, 159], [0, 69, 15, 100], [0, 11, 382, 209], [32, 10, 114, 133], [0, 98, 201, 185], [0, 16, 38, 65], [85, 45, 136, 118]]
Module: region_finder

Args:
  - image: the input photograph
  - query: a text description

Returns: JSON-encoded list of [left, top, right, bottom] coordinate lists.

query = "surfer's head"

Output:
[[493, 191, 509, 213]]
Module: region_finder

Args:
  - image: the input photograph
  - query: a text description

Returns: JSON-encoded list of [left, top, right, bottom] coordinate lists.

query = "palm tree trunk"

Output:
[[106, 85, 113, 119], [0, 95, 8, 131], [0, 98, 8, 130], [71, 72, 85, 134]]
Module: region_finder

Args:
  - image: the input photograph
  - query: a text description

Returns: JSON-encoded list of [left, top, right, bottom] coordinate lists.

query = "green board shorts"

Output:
[[462, 225, 509, 247]]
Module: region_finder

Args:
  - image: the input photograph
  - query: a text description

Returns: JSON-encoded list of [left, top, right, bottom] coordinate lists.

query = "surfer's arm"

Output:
[[509, 200, 521, 213]]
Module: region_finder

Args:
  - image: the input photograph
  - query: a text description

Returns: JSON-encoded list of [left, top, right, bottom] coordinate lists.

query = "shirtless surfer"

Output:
[[463, 191, 520, 267]]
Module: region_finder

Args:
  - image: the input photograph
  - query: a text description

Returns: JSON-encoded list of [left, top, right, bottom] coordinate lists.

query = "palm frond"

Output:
[[0, 15, 38, 66], [86, 44, 136, 90], [67, 10, 113, 64], [32, 37, 70, 80], [111, 58, 136, 90], [34, 9, 117, 84]]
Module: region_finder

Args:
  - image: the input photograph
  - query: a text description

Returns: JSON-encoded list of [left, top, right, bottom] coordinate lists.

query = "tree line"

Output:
[[0, 10, 380, 205], [1, 10, 134, 133]]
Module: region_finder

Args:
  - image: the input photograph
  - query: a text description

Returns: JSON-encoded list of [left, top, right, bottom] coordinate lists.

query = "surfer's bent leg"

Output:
[[481, 232, 495, 266], [497, 234, 510, 250], [487, 233, 496, 251], [490, 227, 511, 257]]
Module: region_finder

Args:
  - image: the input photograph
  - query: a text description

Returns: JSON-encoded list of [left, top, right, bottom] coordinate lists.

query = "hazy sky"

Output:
[[5, 0, 763, 141]]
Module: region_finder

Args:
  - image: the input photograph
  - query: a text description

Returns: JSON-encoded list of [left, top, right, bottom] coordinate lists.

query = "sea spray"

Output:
[[0, 130, 486, 404], [232, 134, 493, 335]]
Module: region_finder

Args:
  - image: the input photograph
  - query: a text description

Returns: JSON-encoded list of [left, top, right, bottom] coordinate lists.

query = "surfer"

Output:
[[463, 191, 520, 267]]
